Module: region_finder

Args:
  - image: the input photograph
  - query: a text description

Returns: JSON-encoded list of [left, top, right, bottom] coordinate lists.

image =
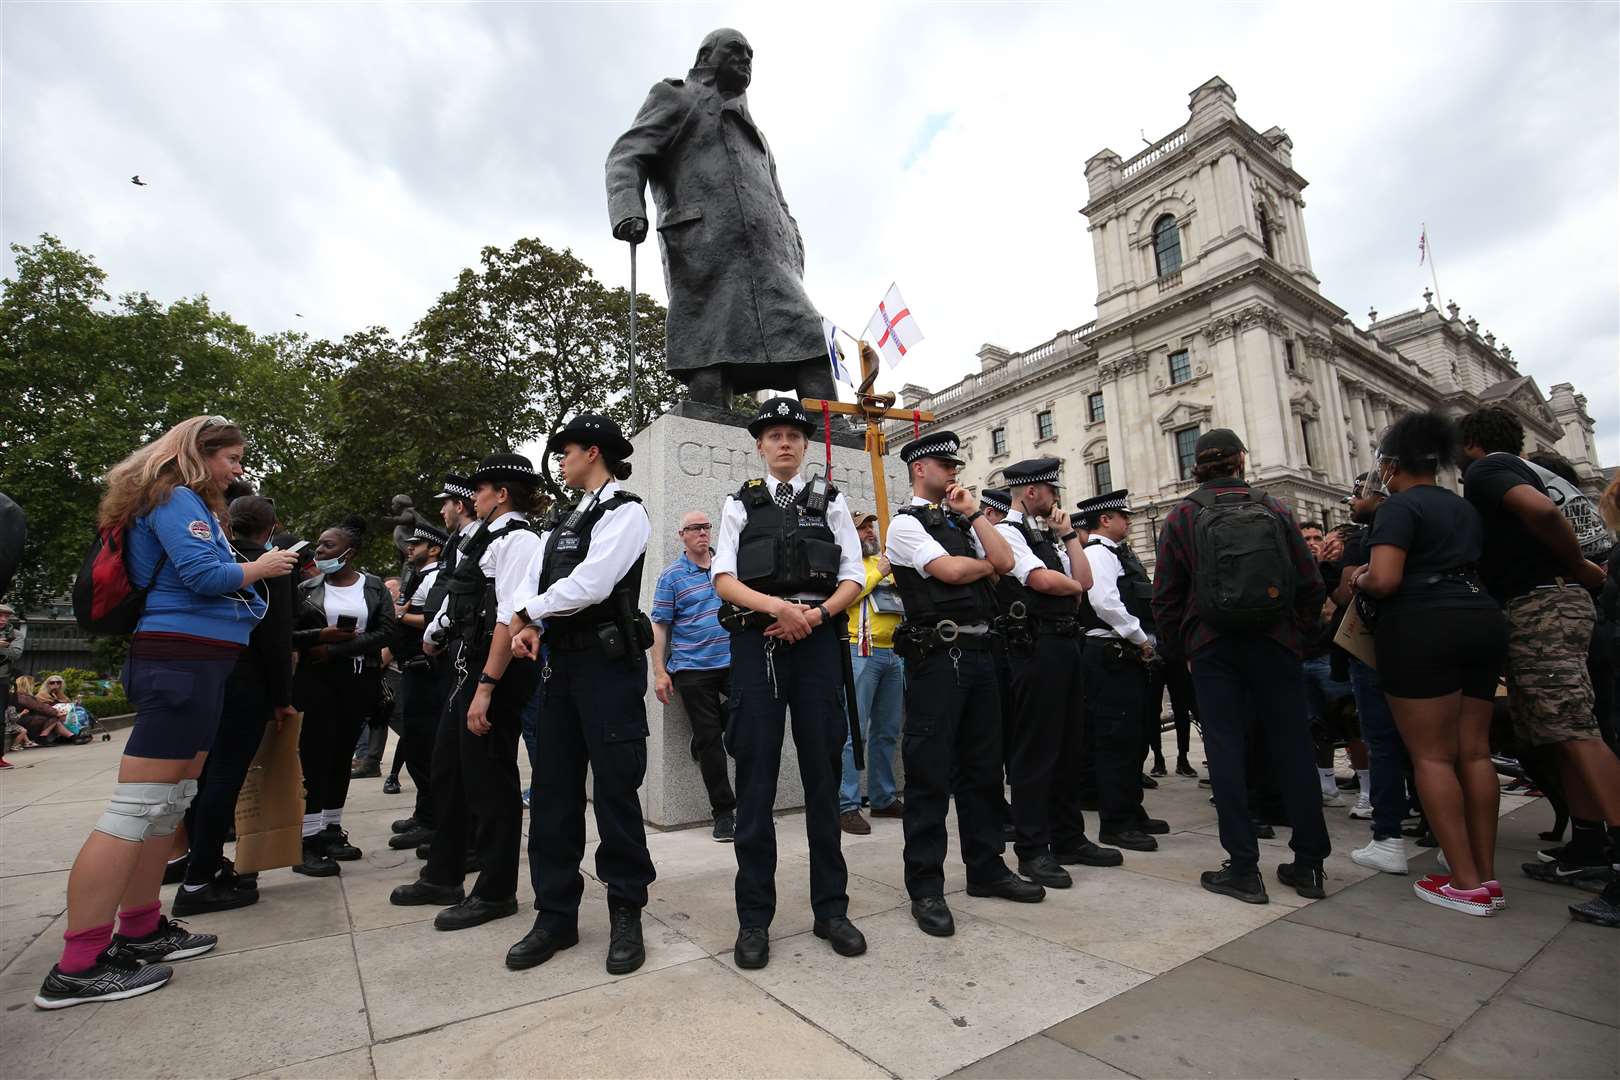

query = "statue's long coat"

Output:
[[606, 71, 826, 389]]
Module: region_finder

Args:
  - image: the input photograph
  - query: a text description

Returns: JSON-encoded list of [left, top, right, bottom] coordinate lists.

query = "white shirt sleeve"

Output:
[[827, 492, 866, 587], [709, 496, 746, 580], [521, 502, 651, 621], [488, 529, 545, 627], [997, 522, 1046, 585], [885, 513, 942, 575], [1084, 543, 1147, 643], [408, 568, 439, 609]]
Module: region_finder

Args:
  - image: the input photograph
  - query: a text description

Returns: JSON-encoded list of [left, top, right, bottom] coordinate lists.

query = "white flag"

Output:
[[864, 283, 922, 370], [822, 318, 853, 387]]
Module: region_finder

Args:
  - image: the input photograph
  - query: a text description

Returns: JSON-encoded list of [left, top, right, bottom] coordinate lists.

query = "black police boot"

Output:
[[813, 917, 867, 957], [965, 875, 1046, 903], [389, 826, 434, 850], [1276, 861, 1326, 900], [434, 895, 518, 931], [391, 817, 420, 834], [1099, 828, 1158, 852], [506, 920, 579, 970], [1054, 840, 1124, 867], [606, 907, 645, 975], [292, 835, 340, 878], [1141, 773, 1159, 790], [1016, 854, 1074, 889], [911, 896, 956, 937], [1200, 862, 1269, 904], [1136, 817, 1170, 836], [733, 928, 770, 969], [389, 879, 464, 907]]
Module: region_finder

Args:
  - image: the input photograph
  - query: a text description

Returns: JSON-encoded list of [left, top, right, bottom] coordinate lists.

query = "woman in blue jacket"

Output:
[[290, 516, 394, 876], [36, 416, 300, 1010]]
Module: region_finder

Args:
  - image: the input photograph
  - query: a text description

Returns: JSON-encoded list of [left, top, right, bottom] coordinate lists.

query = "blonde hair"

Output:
[[41, 677, 69, 703], [98, 416, 244, 531], [13, 675, 36, 697], [1600, 472, 1620, 532]]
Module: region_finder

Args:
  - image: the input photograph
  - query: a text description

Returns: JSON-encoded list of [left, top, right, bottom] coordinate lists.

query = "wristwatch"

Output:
[[815, 603, 832, 625], [1060, 531, 1078, 544], [965, 509, 986, 525], [477, 673, 499, 687]]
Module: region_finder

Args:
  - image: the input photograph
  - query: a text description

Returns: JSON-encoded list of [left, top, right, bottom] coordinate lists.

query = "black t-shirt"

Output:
[[1463, 453, 1563, 600], [1368, 484, 1493, 609]]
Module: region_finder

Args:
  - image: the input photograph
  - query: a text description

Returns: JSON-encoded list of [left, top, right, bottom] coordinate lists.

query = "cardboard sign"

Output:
[[1332, 602, 1377, 670], [233, 711, 305, 873]]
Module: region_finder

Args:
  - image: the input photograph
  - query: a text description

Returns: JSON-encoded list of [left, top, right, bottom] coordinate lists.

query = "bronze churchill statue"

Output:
[[606, 29, 837, 408]]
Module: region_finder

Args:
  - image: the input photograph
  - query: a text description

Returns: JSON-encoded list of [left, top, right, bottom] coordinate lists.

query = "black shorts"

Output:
[[123, 638, 242, 760], [1373, 605, 1507, 701]]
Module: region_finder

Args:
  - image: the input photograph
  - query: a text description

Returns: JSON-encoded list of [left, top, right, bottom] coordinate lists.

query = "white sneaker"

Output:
[[1321, 790, 1345, 808], [1348, 793, 1373, 819], [1351, 837, 1408, 874]]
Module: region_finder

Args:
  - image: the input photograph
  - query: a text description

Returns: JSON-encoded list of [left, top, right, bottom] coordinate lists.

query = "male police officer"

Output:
[[980, 487, 1011, 526], [711, 397, 867, 970], [996, 458, 1120, 884], [886, 433, 1044, 937], [387, 522, 447, 850], [1076, 491, 1167, 852]]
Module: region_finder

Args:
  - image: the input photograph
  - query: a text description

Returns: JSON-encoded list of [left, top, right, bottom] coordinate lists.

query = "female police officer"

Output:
[[505, 414, 657, 976], [711, 397, 868, 970]]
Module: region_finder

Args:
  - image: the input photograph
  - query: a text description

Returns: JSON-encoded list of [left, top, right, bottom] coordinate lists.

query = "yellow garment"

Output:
[[849, 555, 900, 653]]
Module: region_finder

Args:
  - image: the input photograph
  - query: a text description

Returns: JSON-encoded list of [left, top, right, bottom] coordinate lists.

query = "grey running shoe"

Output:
[[34, 947, 172, 1009], [1569, 878, 1620, 928], [113, 915, 218, 963]]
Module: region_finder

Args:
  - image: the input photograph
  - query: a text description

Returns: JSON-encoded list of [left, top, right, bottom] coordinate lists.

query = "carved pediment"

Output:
[[1081, 435, 1110, 463], [1158, 400, 1213, 432]]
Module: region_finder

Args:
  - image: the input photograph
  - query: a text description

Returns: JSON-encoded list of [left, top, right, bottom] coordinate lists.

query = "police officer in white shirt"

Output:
[[711, 397, 868, 971], [389, 454, 544, 939], [503, 414, 658, 977], [995, 458, 1120, 885], [885, 432, 1045, 939], [1075, 491, 1168, 851]]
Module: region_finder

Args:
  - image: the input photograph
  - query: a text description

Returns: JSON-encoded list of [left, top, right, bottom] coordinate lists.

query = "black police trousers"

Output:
[[423, 639, 539, 901], [1080, 639, 1150, 833], [901, 646, 1014, 898], [726, 622, 849, 929], [397, 663, 445, 828], [529, 644, 657, 932], [1008, 634, 1091, 859]]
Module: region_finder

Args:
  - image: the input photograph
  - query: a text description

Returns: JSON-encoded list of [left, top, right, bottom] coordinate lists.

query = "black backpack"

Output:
[[1187, 487, 1296, 631]]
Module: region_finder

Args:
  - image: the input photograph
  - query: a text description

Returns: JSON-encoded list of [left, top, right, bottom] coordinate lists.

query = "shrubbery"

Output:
[[80, 693, 132, 719]]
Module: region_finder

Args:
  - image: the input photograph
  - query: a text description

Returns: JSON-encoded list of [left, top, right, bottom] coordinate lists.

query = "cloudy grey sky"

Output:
[[5, 2, 1617, 461]]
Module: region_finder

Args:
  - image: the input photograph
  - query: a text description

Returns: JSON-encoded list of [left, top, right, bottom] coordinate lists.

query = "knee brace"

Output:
[[93, 780, 199, 842]]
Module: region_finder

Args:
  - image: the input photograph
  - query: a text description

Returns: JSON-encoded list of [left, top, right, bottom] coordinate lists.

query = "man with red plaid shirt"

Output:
[[1152, 428, 1330, 905]]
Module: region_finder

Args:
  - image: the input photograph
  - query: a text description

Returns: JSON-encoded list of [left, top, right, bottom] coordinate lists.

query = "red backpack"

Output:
[[72, 526, 166, 635]]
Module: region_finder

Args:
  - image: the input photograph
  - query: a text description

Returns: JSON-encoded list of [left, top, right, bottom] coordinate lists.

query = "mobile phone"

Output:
[[336, 614, 358, 630], [286, 540, 309, 555]]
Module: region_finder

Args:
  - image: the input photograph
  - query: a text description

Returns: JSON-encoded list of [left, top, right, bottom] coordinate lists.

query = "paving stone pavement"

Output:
[[2, 730, 1610, 1078]]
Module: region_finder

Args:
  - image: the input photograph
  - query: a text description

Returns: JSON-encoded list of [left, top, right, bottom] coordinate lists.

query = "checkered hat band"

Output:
[[444, 484, 474, 499], [903, 438, 959, 462], [1084, 497, 1130, 513], [981, 492, 1011, 511], [1010, 469, 1060, 486]]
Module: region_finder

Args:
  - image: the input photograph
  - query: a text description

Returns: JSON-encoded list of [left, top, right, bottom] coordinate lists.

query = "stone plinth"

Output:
[[629, 406, 908, 828]]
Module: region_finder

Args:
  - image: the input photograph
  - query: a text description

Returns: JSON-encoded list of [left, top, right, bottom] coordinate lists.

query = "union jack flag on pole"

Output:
[[864, 283, 923, 370]]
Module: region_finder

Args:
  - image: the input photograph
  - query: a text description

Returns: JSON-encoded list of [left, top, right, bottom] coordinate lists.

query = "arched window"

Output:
[[1152, 214, 1182, 277], [1256, 203, 1274, 257]]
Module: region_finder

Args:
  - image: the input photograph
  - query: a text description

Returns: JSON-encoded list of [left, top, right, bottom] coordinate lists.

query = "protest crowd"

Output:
[[7, 400, 1619, 1012]]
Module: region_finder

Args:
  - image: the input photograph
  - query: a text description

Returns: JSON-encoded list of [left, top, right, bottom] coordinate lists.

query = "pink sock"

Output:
[[118, 900, 163, 940], [61, 923, 114, 974]]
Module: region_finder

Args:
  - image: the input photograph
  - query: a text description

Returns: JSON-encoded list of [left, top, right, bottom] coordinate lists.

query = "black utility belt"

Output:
[[893, 620, 999, 661], [1031, 617, 1085, 638], [717, 600, 840, 634]]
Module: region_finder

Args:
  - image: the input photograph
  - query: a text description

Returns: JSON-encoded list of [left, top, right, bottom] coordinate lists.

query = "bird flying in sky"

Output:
[[130, 175, 147, 186]]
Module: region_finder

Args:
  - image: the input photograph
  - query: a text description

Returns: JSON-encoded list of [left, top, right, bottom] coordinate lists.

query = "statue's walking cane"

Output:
[[628, 240, 639, 431]]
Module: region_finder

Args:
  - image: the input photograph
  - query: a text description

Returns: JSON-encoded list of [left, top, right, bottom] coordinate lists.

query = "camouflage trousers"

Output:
[[1504, 585, 1598, 745]]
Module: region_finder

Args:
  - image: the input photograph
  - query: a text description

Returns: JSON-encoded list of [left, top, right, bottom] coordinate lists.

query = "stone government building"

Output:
[[887, 76, 1607, 560]]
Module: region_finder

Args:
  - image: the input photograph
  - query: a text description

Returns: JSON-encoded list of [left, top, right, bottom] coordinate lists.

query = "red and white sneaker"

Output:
[[1414, 877, 1495, 916], [1424, 874, 1506, 910]]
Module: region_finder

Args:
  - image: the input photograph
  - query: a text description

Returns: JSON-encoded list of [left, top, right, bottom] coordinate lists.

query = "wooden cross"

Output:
[[803, 341, 935, 543]]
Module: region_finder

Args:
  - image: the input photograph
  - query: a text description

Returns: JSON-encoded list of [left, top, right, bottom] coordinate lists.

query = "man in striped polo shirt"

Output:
[[651, 510, 736, 841]]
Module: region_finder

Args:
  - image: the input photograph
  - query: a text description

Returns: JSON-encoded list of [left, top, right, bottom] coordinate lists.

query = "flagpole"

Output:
[[1421, 222, 1443, 309]]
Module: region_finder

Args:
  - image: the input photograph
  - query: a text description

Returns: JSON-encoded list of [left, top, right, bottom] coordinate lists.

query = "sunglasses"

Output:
[[202, 415, 233, 429], [680, 523, 712, 533]]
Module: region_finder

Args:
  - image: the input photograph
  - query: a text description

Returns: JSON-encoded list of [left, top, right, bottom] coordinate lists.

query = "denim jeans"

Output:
[[840, 645, 904, 813], [1347, 656, 1409, 841]]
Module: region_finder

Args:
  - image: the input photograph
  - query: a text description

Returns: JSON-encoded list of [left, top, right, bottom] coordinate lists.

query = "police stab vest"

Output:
[[391, 562, 431, 662], [536, 491, 646, 633], [444, 518, 530, 644], [1078, 538, 1156, 635], [994, 516, 1078, 619], [420, 526, 468, 629], [890, 504, 996, 626], [734, 477, 843, 597]]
